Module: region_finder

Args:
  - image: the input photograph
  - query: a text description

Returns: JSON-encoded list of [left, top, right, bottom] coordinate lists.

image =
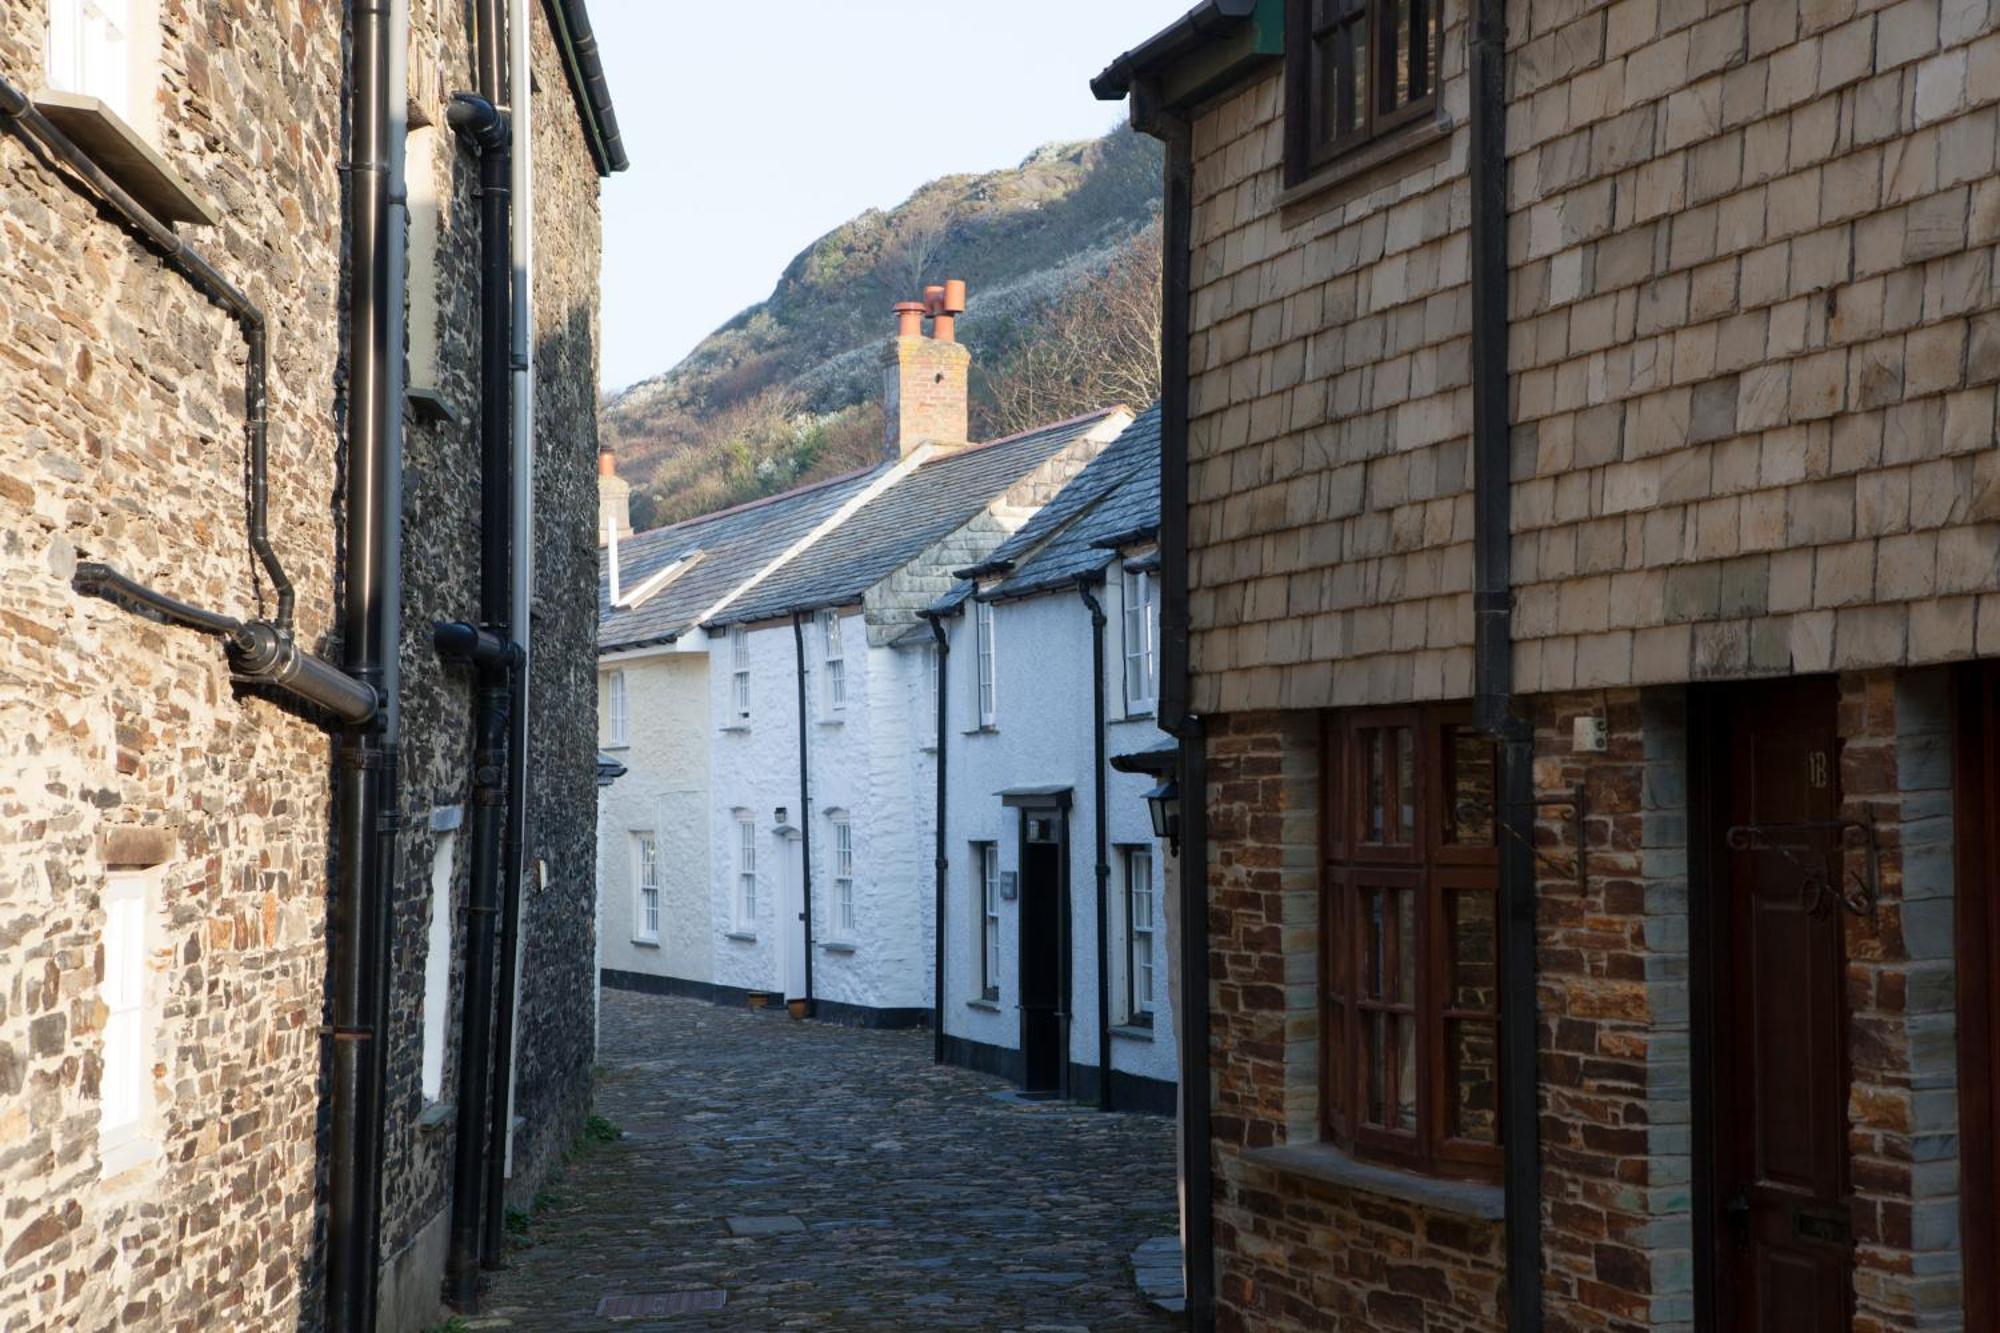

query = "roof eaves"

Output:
[[1092, 0, 1264, 99], [542, 0, 628, 174]]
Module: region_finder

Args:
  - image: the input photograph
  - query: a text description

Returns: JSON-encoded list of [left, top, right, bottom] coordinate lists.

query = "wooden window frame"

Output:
[[633, 832, 660, 944], [977, 842, 1001, 999], [1285, 0, 1441, 186], [1321, 704, 1502, 1182]]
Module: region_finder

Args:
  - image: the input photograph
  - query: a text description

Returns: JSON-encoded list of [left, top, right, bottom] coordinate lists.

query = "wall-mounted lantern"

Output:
[[1143, 778, 1181, 854]]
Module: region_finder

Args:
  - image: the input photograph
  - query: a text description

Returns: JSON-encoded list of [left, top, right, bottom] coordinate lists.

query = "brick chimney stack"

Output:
[[883, 279, 970, 461], [598, 446, 631, 546]]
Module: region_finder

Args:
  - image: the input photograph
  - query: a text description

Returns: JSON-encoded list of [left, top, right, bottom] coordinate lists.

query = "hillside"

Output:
[[603, 125, 1163, 528]]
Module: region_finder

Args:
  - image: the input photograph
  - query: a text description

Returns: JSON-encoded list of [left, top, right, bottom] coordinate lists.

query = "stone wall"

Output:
[[0, 2, 606, 1329]]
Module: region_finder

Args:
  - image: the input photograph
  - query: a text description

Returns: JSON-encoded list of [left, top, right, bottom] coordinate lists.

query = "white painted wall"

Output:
[[939, 563, 1179, 1090], [596, 651, 712, 986]]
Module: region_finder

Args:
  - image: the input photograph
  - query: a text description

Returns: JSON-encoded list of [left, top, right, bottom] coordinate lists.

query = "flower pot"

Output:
[[787, 999, 809, 1021]]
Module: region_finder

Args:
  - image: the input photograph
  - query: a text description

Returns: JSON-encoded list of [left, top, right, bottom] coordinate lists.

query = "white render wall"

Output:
[[940, 563, 1179, 1091], [597, 651, 712, 987]]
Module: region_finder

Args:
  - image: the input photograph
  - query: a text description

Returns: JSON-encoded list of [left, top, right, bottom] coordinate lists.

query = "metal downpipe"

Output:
[[792, 613, 816, 1010], [1468, 0, 1543, 1322], [926, 612, 951, 1063], [1077, 578, 1113, 1112], [329, 0, 399, 1327], [481, 0, 538, 1265], [443, 56, 513, 1306]]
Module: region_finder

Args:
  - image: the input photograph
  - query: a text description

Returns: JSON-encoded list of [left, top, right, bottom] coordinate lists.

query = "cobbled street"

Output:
[[474, 989, 1181, 1331]]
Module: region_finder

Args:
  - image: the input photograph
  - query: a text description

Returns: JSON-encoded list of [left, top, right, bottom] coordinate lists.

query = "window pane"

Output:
[[1395, 887, 1416, 1004], [1350, 19, 1369, 135], [1395, 1015, 1418, 1132], [1445, 727, 1497, 845], [1362, 888, 1385, 997], [1449, 1019, 1500, 1143], [1448, 890, 1499, 1011], [1365, 1010, 1387, 1126], [1366, 731, 1386, 843]]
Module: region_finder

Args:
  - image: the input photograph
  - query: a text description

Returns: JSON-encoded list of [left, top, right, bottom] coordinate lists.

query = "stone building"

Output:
[[0, 2, 622, 1330], [1097, 0, 2000, 1329]]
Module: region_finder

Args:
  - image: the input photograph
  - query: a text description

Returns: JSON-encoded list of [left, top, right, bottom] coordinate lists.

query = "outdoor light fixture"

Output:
[[1143, 778, 1181, 854]]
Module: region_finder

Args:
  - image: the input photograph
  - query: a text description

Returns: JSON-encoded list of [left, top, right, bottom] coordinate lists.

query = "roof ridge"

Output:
[[621, 459, 890, 543], [916, 404, 1128, 470]]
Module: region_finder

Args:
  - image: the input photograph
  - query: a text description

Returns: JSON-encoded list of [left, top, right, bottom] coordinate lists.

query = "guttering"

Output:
[[1076, 576, 1114, 1113], [443, 13, 515, 1301], [791, 613, 817, 1011], [923, 611, 952, 1063], [483, 0, 538, 1264], [1467, 0, 1543, 1322], [1090, 0, 1260, 99], [541, 0, 628, 174]]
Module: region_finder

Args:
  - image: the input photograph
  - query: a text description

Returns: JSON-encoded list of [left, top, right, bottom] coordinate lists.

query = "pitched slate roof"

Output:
[[598, 464, 888, 653], [708, 409, 1128, 628], [974, 402, 1162, 603]]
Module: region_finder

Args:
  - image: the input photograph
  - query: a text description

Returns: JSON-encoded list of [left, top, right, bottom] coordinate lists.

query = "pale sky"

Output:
[[589, 0, 1192, 394]]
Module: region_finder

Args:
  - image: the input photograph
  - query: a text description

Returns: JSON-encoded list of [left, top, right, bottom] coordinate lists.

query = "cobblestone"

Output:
[[475, 990, 1180, 1330]]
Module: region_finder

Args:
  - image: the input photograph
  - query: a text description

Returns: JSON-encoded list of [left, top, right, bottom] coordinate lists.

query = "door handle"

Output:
[[1724, 1190, 1751, 1245]]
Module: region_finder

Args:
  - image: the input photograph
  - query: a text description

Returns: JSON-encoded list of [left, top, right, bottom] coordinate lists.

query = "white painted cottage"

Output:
[[931, 404, 1179, 1111]]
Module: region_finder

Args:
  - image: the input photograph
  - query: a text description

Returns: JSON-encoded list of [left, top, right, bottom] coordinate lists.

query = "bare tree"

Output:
[[880, 193, 960, 301], [978, 221, 1163, 438]]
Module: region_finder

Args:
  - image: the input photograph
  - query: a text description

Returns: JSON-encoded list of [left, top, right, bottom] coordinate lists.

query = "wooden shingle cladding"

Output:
[[1186, 0, 2000, 717]]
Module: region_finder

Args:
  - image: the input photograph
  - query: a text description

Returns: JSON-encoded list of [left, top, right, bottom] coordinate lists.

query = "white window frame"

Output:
[[734, 815, 758, 932], [821, 609, 846, 713], [978, 843, 1001, 999], [831, 816, 855, 934], [729, 627, 751, 724], [100, 866, 159, 1177], [47, 0, 137, 126], [606, 669, 629, 747], [975, 599, 997, 728], [420, 831, 457, 1104], [633, 833, 660, 944], [1124, 846, 1156, 1021], [1122, 565, 1158, 716]]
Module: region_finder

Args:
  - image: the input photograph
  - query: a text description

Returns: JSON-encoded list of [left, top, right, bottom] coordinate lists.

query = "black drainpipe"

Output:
[[1152, 102, 1216, 1331], [1076, 577, 1113, 1112], [792, 612, 817, 1010], [442, 17, 513, 1300], [924, 611, 951, 1062], [1468, 0, 1541, 1323]]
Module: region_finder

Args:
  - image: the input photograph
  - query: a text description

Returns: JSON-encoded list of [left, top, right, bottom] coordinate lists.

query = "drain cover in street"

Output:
[[726, 1214, 805, 1235], [594, 1290, 727, 1318]]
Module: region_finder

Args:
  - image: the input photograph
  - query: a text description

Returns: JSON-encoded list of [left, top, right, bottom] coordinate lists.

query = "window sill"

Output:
[[631, 937, 660, 948], [33, 91, 219, 226], [966, 996, 1002, 1013], [407, 385, 456, 425], [99, 1132, 158, 1181], [1241, 1142, 1505, 1221], [418, 1101, 455, 1131], [1120, 707, 1158, 723], [603, 742, 631, 752], [817, 717, 845, 727], [719, 723, 751, 734], [724, 930, 757, 943], [1278, 116, 1455, 223], [1111, 1022, 1155, 1043], [818, 940, 858, 954], [963, 725, 999, 737]]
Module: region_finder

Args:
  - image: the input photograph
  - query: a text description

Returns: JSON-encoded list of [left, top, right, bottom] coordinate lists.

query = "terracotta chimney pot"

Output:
[[893, 300, 927, 338], [598, 448, 617, 478], [942, 279, 967, 314]]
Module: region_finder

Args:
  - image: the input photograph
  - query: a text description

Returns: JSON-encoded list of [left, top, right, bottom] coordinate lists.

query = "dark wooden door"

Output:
[[1017, 815, 1064, 1093], [1955, 662, 2000, 1330], [1711, 677, 1851, 1332]]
